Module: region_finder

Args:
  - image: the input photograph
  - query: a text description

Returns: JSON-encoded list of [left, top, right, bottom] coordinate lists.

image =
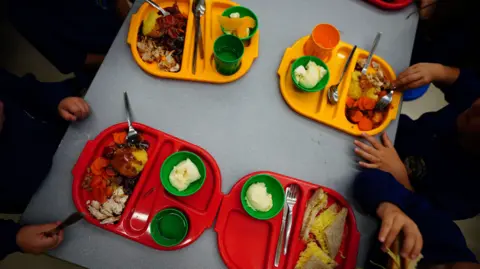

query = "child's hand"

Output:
[[354, 133, 412, 190], [58, 97, 90, 121], [16, 222, 65, 254], [377, 202, 423, 259], [395, 63, 444, 91]]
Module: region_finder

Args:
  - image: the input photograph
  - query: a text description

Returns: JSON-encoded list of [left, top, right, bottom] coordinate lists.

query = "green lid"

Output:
[[160, 151, 206, 196], [291, 56, 330, 92], [150, 208, 189, 247], [241, 174, 285, 220], [221, 6, 258, 41]]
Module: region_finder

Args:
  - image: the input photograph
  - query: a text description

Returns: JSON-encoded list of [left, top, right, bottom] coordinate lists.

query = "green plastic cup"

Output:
[[291, 56, 330, 92], [221, 6, 259, 41], [241, 174, 285, 220], [160, 151, 206, 197], [150, 208, 189, 247], [214, 35, 244, 76]]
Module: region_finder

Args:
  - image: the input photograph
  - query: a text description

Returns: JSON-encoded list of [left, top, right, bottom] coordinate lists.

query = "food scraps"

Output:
[[294, 61, 327, 89], [218, 13, 256, 39]]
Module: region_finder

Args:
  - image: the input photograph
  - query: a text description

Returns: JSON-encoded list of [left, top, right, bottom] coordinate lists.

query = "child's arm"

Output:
[[354, 169, 477, 264]]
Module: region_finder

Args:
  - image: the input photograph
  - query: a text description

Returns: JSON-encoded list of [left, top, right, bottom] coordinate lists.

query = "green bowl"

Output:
[[291, 56, 330, 92], [150, 208, 189, 247], [221, 6, 258, 41], [160, 151, 206, 196], [241, 174, 285, 220]]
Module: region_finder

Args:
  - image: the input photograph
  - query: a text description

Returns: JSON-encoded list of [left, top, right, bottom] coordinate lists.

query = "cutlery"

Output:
[[43, 212, 84, 237], [327, 45, 357, 104], [284, 184, 299, 255], [192, 0, 206, 74], [123, 92, 140, 145], [145, 0, 170, 16], [375, 87, 395, 110], [274, 188, 289, 267], [361, 32, 382, 75]]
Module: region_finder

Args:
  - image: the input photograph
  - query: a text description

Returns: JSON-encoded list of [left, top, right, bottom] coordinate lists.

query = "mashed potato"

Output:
[[245, 182, 273, 212], [169, 158, 201, 191]]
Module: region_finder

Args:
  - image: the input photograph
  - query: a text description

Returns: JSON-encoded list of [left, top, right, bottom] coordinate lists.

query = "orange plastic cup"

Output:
[[304, 24, 340, 61]]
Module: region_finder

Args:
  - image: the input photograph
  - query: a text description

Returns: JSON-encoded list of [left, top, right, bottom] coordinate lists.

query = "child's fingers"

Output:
[[412, 233, 423, 259], [354, 148, 379, 163], [361, 133, 382, 149], [359, 161, 379, 169], [401, 229, 416, 258], [59, 109, 77, 121], [384, 218, 403, 249], [76, 99, 90, 119], [379, 215, 393, 242], [381, 133, 393, 148], [354, 140, 378, 155]]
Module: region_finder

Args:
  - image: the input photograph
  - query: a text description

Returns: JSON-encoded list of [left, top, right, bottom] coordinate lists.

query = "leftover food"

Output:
[[245, 182, 273, 212], [294, 61, 327, 89], [169, 158, 201, 191]]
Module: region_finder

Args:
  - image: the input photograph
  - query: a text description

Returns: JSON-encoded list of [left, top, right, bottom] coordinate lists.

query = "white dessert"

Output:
[[246, 182, 273, 212], [169, 158, 201, 191]]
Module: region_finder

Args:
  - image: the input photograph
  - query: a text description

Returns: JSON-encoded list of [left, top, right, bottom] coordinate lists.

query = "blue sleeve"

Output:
[[440, 69, 480, 113], [0, 220, 22, 260], [0, 70, 71, 121], [354, 169, 477, 264]]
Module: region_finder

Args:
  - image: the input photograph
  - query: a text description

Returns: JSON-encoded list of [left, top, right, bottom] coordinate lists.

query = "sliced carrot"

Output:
[[367, 110, 374, 118], [346, 97, 355, 108], [100, 179, 107, 189], [106, 186, 113, 197], [90, 176, 103, 188], [372, 111, 384, 124], [91, 165, 103, 176], [379, 90, 388, 98], [92, 187, 107, 204], [363, 97, 376, 110], [357, 97, 366, 111], [92, 157, 109, 170], [350, 110, 364, 123], [113, 132, 127, 144], [358, 117, 374, 131]]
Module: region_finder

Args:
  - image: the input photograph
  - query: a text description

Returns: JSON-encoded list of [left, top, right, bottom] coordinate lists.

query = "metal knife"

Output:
[[43, 212, 84, 237], [274, 187, 289, 267], [192, 0, 201, 74]]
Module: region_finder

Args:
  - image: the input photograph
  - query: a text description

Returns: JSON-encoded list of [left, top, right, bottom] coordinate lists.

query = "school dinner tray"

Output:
[[127, 0, 259, 83], [215, 171, 360, 269], [72, 122, 223, 250], [278, 36, 402, 136]]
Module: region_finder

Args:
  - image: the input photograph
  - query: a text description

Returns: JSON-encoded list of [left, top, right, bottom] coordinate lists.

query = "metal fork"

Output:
[[283, 184, 299, 255], [123, 92, 140, 145], [362, 32, 382, 75], [145, 0, 170, 16], [375, 88, 395, 110]]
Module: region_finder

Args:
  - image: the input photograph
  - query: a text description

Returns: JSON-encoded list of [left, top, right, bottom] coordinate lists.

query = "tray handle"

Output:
[[127, 12, 141, 45], [72, 140, 96, 178], [277, 48, 293, 77]]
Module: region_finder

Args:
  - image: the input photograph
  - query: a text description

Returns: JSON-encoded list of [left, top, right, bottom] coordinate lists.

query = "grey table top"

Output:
[[23, 0, 418, 268]]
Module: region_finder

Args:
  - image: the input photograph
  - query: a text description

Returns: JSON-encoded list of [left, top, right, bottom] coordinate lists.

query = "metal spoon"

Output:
[[145, 0, 170, 16], [327, 45, 357, 104], [361, 32, 382, 75]]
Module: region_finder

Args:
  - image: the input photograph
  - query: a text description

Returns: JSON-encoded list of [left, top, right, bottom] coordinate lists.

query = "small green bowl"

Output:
[[221, 6, 258, 41], [241, 174, 285, 220], [150, 208, 189, 247], [291, 56, 330, 92], [160, 151, 206, 196]]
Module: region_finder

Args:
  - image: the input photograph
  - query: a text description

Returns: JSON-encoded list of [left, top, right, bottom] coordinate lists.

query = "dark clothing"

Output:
[[0, 70, 73, 259], [394, 69, 480, 220], [354, 170, 477, 265], [8, 0, 122, 74]]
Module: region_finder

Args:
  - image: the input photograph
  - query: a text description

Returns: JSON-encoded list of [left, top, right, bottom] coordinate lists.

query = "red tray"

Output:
[[72, 122, 223, 250], [215, 171, 360, 269], [366, 0, 413, 10]]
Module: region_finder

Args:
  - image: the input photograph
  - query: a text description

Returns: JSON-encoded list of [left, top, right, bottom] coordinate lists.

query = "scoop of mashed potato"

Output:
[[245, 182, 273, 212]]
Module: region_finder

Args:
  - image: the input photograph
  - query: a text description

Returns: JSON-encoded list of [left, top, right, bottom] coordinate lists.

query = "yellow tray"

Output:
[[277, 36, 402, 136], [127, 0, 259, 83]]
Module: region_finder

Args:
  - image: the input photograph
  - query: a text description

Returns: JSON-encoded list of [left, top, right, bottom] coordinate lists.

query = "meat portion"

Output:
[[111, 148, 141, 178]]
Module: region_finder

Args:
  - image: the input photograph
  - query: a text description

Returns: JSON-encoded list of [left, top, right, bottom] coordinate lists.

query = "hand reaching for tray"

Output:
[[354, 133, 412, 191], [58, 97, 90, 122]]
